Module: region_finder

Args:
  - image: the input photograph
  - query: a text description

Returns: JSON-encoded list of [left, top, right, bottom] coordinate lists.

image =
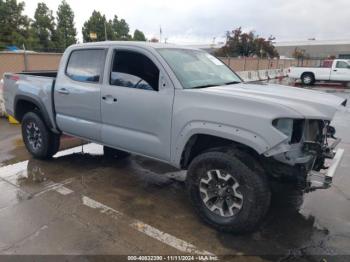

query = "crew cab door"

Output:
[[101, 47, 174, 161], [330, 60, 350, 81], [54, 48, 107, 141]]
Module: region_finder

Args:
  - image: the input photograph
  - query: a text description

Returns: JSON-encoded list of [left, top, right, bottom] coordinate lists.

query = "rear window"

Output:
[[66, 49, 106, 83]]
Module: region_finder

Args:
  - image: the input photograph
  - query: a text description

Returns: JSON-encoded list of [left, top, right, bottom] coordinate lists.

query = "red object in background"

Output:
[[322, 60, 334, 68]]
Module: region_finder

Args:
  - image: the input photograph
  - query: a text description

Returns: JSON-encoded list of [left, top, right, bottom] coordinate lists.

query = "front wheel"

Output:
[[301, 73, 315, 85], [186, 148, 270, 233], [21, 112, 60, 159]]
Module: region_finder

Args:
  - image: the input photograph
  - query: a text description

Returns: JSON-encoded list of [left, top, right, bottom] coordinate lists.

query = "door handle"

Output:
[[333, 69, 338, 72], [57, 88, 70, 94], [102, 95, 117, 102]]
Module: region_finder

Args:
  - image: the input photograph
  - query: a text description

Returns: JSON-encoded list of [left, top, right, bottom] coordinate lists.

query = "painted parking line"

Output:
[[54, 185, 74, 195], [130, 221, 212, 255], [0, 144, 215, 256], [81, 195, 214, 255]]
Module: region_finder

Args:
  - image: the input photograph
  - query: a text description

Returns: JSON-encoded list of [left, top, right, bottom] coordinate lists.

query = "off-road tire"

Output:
[[21, 112, 60, 159], [186, 147, 270, 233], [103, 146, 130, 159], [301, 73, 315, 85]]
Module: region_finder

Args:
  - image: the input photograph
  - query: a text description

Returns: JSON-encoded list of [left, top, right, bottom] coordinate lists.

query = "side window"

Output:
[[336, 61, 349, 69], [110, 50, 160, 91], [66, 49, 106, 83]]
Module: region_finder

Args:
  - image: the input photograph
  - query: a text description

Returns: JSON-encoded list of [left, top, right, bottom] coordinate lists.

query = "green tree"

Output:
[[0, 0, 35, 50], [82, 10, 115, 42], [56, 0, 77, 49], [112, 15, 131, 40], [133, 29, 146, 41], [32, 2, 56, 49], [216, 27, 279, 58], [292, 47, 307, 59]]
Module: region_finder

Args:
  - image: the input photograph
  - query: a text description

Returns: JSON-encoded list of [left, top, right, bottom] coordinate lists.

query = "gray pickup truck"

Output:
[[3, 42, 346, 233]]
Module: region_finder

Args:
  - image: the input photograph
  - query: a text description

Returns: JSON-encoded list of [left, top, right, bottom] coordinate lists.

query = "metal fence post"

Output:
[[243, 57, 247, 71], [23, 51, 28, 71]]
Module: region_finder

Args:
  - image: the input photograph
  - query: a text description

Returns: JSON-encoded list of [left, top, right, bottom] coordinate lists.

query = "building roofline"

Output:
[[275, 39, 350, 47]]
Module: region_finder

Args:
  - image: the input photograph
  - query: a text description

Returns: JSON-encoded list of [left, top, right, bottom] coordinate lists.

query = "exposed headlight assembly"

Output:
[[272, 118, 305, 144]]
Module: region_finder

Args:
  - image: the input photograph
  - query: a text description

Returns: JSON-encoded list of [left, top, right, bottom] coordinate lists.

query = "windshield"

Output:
[[157, 48, 241, 89]]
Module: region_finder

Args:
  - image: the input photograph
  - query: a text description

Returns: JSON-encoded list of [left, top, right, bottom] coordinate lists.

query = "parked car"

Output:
[[3, 42, 346, 233], [288, 59, 350, 85]]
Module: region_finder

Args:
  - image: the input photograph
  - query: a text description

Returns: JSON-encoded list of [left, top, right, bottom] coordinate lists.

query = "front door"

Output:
[[55, 48, 107, 141], [331, 60, 350, 81], [101, 48, 174, 161]]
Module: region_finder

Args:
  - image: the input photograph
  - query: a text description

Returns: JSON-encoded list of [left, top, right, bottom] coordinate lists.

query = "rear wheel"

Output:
[[186, 148, 270, 233], [301, 73, 315, 85], [21, 112, 60, 159]]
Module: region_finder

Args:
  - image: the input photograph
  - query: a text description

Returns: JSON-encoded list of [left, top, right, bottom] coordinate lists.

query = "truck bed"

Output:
[[3, 71, 57, 128], [19, 71, 57, 78], [288, 67, 331, 81]]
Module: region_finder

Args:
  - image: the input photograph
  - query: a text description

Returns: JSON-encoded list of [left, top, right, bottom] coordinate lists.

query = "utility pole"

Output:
[[22, 44, 28, 71]]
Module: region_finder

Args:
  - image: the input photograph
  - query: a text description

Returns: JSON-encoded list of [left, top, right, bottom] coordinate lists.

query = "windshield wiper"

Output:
[[223, 81, 241, 85], [191, 81, 240, 89], [190, 84, 218, 89]]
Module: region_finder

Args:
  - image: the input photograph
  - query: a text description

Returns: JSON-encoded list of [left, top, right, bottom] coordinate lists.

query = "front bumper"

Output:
[[306, 148, 345, 191]]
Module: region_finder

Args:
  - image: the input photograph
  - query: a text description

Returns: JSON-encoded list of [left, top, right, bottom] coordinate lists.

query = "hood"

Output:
[[198, 83, 347, 120]]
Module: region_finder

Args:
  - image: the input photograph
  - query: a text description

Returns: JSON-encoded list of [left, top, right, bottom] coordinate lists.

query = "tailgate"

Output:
[[3, 73, 22, 116]]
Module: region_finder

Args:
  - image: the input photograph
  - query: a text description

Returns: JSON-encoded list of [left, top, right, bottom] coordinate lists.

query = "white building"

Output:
[[275, 39, 350, 59]]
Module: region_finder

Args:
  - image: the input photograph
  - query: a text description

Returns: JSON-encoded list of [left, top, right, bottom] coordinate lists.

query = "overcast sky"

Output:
[[22, 0, 350, 44]]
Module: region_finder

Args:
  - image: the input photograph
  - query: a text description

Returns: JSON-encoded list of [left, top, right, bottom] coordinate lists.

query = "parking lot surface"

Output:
[[0, 83, 349, 261]]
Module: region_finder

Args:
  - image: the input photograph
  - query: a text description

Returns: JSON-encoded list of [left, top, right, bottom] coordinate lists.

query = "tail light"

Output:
[[10, 75, 20, 81]]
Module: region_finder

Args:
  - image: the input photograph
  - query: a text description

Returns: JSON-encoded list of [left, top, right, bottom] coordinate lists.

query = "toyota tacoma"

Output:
[[2, 42, 346, 233]]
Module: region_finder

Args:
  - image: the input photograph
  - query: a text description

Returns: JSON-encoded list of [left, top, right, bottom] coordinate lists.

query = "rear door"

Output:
[[100, 47, 174, 161], [55, 48, 107, 141], [330, 60, 350, 81]]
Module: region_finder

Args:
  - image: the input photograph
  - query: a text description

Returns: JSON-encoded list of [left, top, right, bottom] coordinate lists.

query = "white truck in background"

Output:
[[288, 59, 350, 85]]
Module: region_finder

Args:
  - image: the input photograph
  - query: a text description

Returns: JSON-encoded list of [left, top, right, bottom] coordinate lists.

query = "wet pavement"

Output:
[[0, 83, 349, 261]]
